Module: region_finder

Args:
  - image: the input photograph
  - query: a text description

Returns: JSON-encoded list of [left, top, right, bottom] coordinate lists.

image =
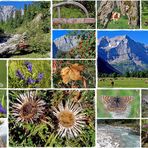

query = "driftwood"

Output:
[[0, 34, 30, 57], [53, 18, 96, 25]]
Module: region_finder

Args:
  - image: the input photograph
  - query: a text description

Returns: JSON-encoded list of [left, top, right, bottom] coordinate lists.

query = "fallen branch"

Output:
[[53, 18, 96, 25]]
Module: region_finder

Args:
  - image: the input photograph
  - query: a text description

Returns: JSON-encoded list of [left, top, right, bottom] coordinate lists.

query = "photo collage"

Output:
[[0, 0, 148, 147]]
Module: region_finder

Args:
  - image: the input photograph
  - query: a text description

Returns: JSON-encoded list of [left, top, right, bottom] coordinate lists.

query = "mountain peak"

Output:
[[98, 34, 148, 72], [123, 35, 131, 40], [0, 5, 16, 22]]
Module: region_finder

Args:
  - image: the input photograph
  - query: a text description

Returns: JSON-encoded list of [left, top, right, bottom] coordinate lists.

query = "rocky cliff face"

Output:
[[0, 5, 24, 22], [0, 6, 16, 21], [98, 35, 148, 72], [53, 35, 80, 52]]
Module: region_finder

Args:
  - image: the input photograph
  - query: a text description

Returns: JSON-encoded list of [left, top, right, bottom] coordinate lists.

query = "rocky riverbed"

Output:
[[97, 125, 140, 148]]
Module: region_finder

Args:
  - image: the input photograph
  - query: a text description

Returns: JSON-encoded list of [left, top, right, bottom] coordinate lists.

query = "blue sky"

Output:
[[0, 1, 32, 9], [53, 30, 70, 40], [97, 31, 148, 45]]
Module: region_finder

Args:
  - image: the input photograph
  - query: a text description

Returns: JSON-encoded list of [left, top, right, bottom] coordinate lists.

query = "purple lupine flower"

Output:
[[26, 77, 35, 85], [16, 69, 25, 80], [24, 61, 32, 73], [36, 73, 44, 83], [0, 103, 6, 114]]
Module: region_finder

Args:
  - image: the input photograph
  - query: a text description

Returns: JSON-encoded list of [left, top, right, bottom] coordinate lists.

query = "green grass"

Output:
[[9, 90, 95, 147], [11, 52, 50, 58], [98, 77, 148, 88], [98, 16, 139, 29], [142, 10, 148, 29], [0, 90, 7, 118], [8, 60, 51, 88], [97, 89, 140, 118], [0, 60, 7, 88]]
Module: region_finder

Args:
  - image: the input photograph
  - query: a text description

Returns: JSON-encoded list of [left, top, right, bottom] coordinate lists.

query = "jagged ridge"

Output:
[[98, 35, 148, 72]]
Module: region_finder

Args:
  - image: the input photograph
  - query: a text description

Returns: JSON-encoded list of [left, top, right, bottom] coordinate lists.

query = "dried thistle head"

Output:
[[52, 100, 86, 139], [11, 91, 46, 123]]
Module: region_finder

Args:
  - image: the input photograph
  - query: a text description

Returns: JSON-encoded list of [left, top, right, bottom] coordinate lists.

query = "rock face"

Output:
[[98, 35, 148, 72], [53, 35, 80, 52], [0, 5, 24, 22], [0, 6, 16, 21], [98, 0, 140, 28]]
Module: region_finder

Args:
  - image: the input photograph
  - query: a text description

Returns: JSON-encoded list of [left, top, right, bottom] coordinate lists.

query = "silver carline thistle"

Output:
[[11, 91, 46, 123], [52, 100, 86, 139]]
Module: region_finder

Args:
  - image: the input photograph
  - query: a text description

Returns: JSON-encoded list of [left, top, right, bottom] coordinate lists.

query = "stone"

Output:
[[54, 35, 80, 52]]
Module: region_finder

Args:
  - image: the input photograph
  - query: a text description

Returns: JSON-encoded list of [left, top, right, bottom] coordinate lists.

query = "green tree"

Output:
[[125, 71, 130, 77]]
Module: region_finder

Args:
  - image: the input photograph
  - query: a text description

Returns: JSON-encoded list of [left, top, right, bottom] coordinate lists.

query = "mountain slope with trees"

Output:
[[0, 1, 51, 58]]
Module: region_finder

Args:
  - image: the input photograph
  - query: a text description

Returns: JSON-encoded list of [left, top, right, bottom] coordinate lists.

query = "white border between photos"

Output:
[[0, 0, 146, 148]]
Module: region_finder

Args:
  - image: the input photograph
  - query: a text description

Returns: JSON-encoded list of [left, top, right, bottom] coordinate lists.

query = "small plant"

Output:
[[12, 91, 46, 123], [15, 61, 44, 87], [53, 60, 95, 88], [9, 90, 95, 147], [9, 60, 51, 88], [52, 100, 86, 138], [0, 90, 7, 118]]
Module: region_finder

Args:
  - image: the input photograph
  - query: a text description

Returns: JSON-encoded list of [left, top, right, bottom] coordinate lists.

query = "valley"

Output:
[[98, 77, 148, 88]]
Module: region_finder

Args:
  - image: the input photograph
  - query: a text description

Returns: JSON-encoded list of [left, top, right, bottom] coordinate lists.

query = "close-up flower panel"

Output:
[[8, 60, 51, 88], [9, 90, 95, 147]]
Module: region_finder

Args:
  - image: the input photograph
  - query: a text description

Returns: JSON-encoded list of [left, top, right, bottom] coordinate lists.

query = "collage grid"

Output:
[[0, 0, 147, 147]]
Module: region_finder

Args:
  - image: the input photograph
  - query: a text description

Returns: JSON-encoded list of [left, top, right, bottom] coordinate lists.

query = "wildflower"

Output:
[[24, 61, 32, 73], [16, 69, 25, 80], [26, 77, 35, 85], [36, 73, 44, 83], [52, 100, 86, 139], [11, 91, 45, 123], [0, 103, 6, 114]]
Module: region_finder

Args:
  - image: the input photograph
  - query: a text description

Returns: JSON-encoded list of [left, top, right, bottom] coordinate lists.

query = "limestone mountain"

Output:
[[54, 35, 80, 52], [0, 5, 24, 22], [0, 6, 15, 21], [53, 35, 80, 58], [98, 35, 148, 72]]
